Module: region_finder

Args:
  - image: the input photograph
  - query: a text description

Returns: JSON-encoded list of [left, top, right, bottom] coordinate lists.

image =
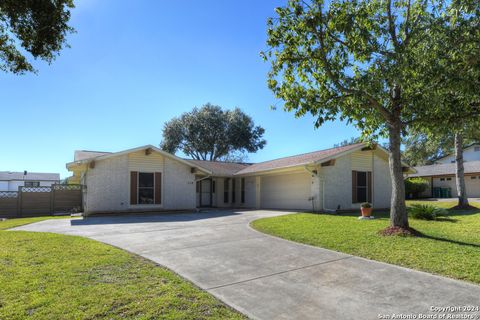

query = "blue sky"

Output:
[[1, 0, 361, 178]]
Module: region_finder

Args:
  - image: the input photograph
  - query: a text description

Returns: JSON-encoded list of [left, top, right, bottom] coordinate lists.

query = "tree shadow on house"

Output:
[[70, 210, 245, 226]]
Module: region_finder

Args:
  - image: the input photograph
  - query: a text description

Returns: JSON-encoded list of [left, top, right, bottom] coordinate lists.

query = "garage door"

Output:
[[466, 176, 480, 198], [260, 172, 312, 210]]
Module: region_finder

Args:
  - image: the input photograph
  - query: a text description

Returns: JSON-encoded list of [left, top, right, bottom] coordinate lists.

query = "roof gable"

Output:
[[234, 143, 368, 175], [67, 145, 212, 174]]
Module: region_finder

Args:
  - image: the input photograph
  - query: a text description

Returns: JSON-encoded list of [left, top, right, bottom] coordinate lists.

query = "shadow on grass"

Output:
[[415, 231, 480, 249]]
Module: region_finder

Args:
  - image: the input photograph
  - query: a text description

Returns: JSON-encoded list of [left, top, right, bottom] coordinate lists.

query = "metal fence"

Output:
[[0, 184, 83, 218]]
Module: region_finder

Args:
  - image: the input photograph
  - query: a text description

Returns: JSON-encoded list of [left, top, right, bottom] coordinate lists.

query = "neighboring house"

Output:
[[0, 171, 60, 191], [67, 143, 405, 214], [407, 161, 480, 198], [434, 143, 480, 164]]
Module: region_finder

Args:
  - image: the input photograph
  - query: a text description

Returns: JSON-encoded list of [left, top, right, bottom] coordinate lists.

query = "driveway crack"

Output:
[[206, 256, 353, 290]]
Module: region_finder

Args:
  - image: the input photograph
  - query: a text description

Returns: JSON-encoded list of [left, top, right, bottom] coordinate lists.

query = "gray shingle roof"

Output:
[[185, 159, 250, 176], [235, 143, 364, 175], [410, 160, 480, 177], [0, 171, 60, 181]]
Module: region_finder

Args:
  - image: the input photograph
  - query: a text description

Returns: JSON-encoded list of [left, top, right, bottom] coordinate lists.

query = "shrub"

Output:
[[361, 202, 372, 208], [405, 178, 429, 199], [407, 204, 448, 220]]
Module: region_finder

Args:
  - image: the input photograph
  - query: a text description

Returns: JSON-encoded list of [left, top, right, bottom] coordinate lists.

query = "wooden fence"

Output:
[[0, 185, 83, 218]]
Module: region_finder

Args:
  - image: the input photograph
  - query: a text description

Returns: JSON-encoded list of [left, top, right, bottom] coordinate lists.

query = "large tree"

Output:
[[263, 0, 478, 231], [161, 104, 266, 161], [0, 0, 75, 74], [406, 1, 480, 208]]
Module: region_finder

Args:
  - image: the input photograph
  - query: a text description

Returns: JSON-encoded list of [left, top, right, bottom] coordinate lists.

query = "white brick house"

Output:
[[67, 143, 399, 214]]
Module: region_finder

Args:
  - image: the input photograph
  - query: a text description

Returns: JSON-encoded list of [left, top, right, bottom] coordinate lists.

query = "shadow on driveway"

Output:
[[70, 210, 245, 226]]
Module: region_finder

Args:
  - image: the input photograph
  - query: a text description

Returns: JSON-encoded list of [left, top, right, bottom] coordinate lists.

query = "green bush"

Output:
[[405, 178, 429, 199], [408, 204, 449, 220]]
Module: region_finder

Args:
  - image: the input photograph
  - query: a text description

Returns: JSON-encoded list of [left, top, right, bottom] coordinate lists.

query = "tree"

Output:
[[406, 3, 480, 209], [0, 0, 75, 74], [402, 133, 454, 166], [161, 104, 266, 161], [333, 137, 362, 148], [263, 0, 478, 231]]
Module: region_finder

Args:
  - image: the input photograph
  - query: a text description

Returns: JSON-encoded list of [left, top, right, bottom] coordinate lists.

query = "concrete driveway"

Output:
[[14, 210, 480, 320]]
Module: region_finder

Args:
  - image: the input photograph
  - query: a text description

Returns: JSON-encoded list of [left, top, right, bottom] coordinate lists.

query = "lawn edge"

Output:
[[249, 213, 480, 288]]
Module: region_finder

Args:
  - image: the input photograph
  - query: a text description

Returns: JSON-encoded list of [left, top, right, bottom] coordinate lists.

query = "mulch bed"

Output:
[[379, 226, 421, 237]]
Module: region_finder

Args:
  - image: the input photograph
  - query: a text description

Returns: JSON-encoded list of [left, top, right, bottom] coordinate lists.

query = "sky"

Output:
[[1, 0, 362, 179]]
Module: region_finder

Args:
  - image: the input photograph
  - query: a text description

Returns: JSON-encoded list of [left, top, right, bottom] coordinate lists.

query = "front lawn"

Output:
[[0, 220, 244, 319], [251, 200, 480, 284]]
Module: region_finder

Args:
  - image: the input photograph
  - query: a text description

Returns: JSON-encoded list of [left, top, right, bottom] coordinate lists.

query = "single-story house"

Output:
[[0, 171, 60, 191], [67, 143, 406, 214], [407, 161, 480, 198]]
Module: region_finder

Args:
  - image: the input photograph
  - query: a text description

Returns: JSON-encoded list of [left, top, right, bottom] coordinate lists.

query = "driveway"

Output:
[[14, 210, 480, 320]]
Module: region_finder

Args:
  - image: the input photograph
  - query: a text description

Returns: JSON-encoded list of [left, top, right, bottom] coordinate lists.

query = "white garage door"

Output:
[[466, 176, 480, 198], [260, 172, 312, 210]]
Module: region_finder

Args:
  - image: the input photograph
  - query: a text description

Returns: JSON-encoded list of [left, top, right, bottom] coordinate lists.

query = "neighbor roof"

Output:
[[235, 143, 366, 175], [74, 150, 112, 161], [0, 171, 60, 181], [410, 160, 480, 177], [185, 159, 250, 176]]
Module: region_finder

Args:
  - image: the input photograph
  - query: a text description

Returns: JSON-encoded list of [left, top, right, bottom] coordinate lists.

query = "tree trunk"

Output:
[[388, 122, 409, 228], [454, 133, 469, 208]]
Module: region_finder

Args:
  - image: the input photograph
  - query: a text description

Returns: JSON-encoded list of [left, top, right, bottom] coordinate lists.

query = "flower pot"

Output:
[[361, 207, 372, 217]]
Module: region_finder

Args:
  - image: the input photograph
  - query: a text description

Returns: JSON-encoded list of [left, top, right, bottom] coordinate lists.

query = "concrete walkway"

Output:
[[14, 210, 480, 320]]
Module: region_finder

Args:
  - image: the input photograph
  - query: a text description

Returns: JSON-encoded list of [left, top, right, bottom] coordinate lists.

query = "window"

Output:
[[475, 146, 480, 152], [231, 178, 236, 203], [440, 178, 445, 181], [471, 176, 477, 180], [24, 181, 40, 187], [446, 178, 452, 181], [224, 178, 229, 203], [356, 172, 368, 203], [451, 160, 455, 163], [138, 172, 154, 204], [241, 178, 245, 204]]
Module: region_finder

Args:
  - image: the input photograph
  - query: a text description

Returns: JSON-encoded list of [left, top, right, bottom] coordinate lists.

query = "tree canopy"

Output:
[[0, 0, 75, 74], [263, 0, 479, 230], [160, 104, 266, 162]]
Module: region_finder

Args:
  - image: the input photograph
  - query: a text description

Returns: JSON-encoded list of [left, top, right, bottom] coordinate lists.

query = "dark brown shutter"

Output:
[[155, 172, 162, 204], [367, 171, 372, 203], [352, 170, 357, 203], [130, 171, 138, 205]]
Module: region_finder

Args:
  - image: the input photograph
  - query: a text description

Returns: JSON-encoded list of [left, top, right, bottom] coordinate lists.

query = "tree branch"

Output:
[[387, 0, 401, 50]]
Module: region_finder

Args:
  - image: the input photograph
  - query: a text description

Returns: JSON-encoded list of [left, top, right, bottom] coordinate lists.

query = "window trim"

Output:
[[137, 172, 155, 205]]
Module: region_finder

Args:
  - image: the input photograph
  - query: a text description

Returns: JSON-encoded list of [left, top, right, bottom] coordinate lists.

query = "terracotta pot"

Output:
[[361, 207, 372, 217]]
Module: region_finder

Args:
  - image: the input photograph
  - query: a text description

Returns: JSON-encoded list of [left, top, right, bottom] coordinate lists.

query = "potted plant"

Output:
[[360, 202, 372, 217]]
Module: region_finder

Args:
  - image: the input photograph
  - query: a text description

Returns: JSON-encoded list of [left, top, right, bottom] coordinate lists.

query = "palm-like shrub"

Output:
[[407, 204, 448, 220]]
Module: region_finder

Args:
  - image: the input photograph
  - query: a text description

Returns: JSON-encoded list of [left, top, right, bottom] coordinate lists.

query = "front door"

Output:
[[199, 179, 212, 207]]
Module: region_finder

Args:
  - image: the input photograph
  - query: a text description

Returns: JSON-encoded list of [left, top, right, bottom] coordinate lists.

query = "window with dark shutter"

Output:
[[155, 172, 162, 204], [352, 171, 372, 203], [241, 178, 245, 203], [224, 178, 229, 203], [231, 178, 236, 203], [130, 171, 138, 204]]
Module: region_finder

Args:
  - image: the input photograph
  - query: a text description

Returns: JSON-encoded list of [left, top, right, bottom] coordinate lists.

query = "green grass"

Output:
[[251, 200, 480, 284], [0, 216, 72, 230], [0, 220, 244, 319]]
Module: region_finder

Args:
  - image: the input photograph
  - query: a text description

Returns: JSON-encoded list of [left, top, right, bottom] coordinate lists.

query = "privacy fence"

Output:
[[0, 185, 83, 218]]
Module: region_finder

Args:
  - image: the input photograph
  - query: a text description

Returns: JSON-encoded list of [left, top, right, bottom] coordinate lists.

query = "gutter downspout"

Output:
[[304, 165, 337, 213]]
